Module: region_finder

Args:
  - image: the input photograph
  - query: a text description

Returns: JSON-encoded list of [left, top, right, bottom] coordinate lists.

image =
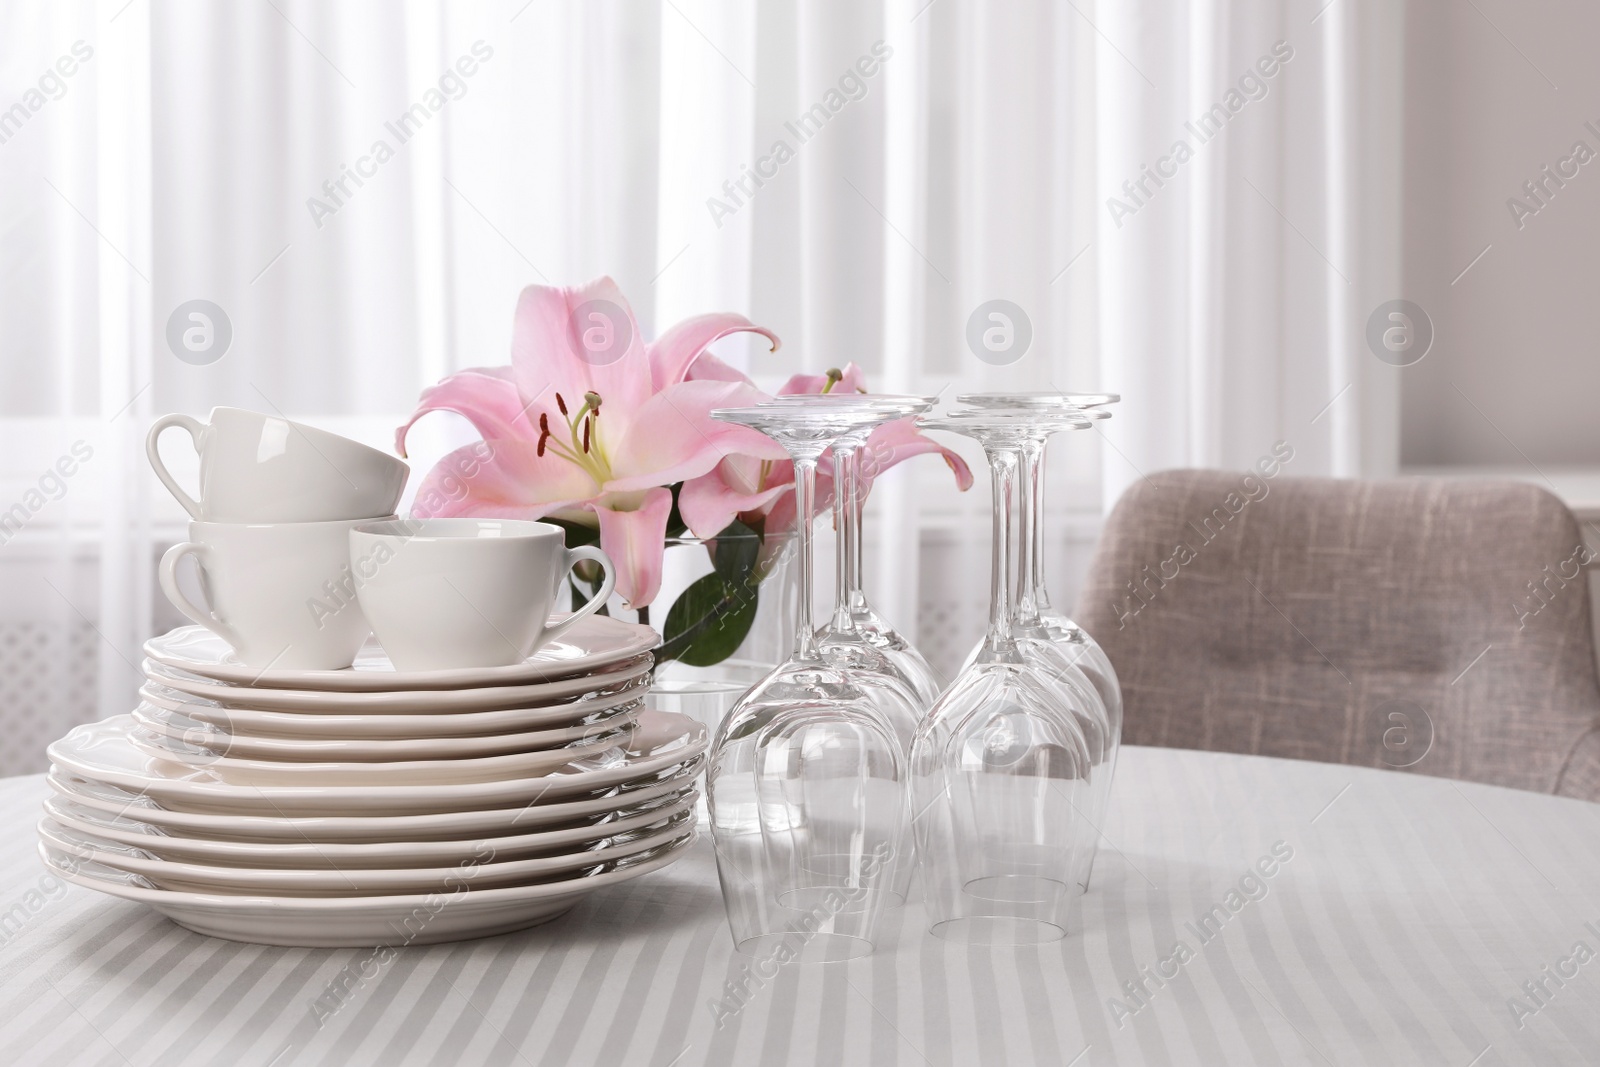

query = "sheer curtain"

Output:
[[1093, 0, 1405, 508], [0, 0, 1396, 772]]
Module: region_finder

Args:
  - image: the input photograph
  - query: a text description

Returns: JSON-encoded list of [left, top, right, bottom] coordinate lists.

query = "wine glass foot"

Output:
[[961, 873, 1069, 904], [732, 931, 878, 962], [928, 916, 1067, 946]]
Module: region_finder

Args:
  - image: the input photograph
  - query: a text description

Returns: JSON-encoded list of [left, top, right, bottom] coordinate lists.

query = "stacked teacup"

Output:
[[146, 406, 410, 669], [36, 408, 705, 948]]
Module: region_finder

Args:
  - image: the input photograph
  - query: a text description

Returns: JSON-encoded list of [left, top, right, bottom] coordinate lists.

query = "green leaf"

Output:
[[709, 519, 759, 582], [658, 572, 759, 667]]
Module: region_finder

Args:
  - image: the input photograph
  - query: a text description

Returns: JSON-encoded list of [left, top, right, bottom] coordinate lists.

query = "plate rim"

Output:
[[142, 615, 659, 692], [130, 701, 644, 757], [46, 712, 709, 813], [39, 805, 695, 889], [122, 719, 632, 780], [140, 656, 656, 713], [38, 830, 696, 912], [134, 677, 651, 737], [42, 789, 699, 864], [45, 755, 705, 840]]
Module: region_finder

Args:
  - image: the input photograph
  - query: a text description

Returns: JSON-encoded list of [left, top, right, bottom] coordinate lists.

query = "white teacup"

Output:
[[147, 407, 409, 523], [350, 519, 616, 672], [159, 517, 390, 670]]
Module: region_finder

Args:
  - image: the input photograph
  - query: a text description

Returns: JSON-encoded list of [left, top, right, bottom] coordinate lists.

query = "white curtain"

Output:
[[0, 0, 1399, 772], [1093, 0, 1406, 510]]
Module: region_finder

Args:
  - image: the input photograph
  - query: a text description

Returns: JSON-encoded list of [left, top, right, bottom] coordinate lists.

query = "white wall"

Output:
[[1399, 0, 1600, 467]]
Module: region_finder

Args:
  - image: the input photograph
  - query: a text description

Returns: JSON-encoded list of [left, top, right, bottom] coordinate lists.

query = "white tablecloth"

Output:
[[2, 746, 1597, 1066]]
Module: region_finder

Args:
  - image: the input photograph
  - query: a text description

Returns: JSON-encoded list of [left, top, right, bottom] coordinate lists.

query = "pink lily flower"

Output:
[[677, 362, 975, 541], [396, 277, 786, 609]]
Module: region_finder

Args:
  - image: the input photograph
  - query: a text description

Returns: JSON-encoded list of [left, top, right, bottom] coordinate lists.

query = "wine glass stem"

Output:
[[847, 446, 866, 611], [831, 443, 858, 632], [793, 455, 820, 661], [1017, 437, 1048, 622], [985, 445, 1019, 651]]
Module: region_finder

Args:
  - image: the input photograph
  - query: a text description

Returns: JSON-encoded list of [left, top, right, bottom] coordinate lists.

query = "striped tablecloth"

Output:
[[2, 746, 1597, 1067]]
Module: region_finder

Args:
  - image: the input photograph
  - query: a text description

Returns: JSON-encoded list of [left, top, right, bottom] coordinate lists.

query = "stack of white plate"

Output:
[[38, 615, 708, 947]]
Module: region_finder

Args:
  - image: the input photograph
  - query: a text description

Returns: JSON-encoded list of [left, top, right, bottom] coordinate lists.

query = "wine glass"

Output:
[[955, 391, 1120, 411], [955, 393, 1125, 892], [834, 428, 945, 707], [704, 404, 911, 960], [908, 413, 1100, 944], [761, 393, 944, 709]]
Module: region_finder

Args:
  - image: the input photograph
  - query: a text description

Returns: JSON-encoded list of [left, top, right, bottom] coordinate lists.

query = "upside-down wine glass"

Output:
[[955, 392, 1125, 892], [760, 392, 941, 902], [760, 393, 935, 722], [704, 404, 911, 960], [908, 413, 1099, 944], [760, 392, 944, 708]]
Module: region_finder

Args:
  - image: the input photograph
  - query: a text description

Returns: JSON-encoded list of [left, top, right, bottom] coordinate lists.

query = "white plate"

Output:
[[40, 832, 695, 947], [43, 790, 697, 869], [143, 615, 659, 691], [41, 808, 693, 894], [125, 720, 629, 785], [143, 657, 654, 714], [48, 711, 708, 816], [138, 678, 650, 740], [47, 756, 704, 842], [132, 701, 643, 761]]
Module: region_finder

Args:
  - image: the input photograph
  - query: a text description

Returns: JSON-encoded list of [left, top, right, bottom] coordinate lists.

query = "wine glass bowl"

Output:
[[705, 403, 916, 956], [912, 663, 1092, 944], [908, 414, 1103, 944], [710, 677, 906, 961], [945, 398, 1125, 893]]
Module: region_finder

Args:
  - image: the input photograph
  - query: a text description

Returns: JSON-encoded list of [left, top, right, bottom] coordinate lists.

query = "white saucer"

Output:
[[143, 657, 654, 714], [138, 678, 650, 740], [143, 615, 659, 691], [48, 711, 708, 816], [39, 831, 696, 946], [125, 720, 630, 785], [47, 756, 703, 842], [44, 790, 697, 869], [41, 809, 693, 894], [133, 701, 642, 761]]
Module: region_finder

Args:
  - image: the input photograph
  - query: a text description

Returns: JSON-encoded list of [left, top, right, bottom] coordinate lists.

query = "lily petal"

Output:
[[758, 463, 836, 541], [605, 380, 788, 492], [777, 361, 869, 397], [684, 351, 757, 385], [510, 278, 651, 432], [591, 487, 674, 609], [410, 440, 601, 519], [395, 368, 531, 458], [648, 313, 779, 390], [680, 462, 789, 540], [859, 417, 976, 494]]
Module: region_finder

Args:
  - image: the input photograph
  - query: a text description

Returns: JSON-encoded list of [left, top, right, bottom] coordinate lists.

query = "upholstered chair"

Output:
[[1075, 470, 1600, 800]]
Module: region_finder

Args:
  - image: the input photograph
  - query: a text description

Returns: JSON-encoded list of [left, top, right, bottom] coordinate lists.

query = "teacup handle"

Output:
[[542, 545, 616, 646], [146, 413, 208, 520], [158, 542, 242, 650]]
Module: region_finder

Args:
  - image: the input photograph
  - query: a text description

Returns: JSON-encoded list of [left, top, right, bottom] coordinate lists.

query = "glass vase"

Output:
[[627, 530, 800, 741]]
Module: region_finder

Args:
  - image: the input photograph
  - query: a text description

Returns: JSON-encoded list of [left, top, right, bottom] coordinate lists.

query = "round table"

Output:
[[2, 747, 1596, 1066]]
